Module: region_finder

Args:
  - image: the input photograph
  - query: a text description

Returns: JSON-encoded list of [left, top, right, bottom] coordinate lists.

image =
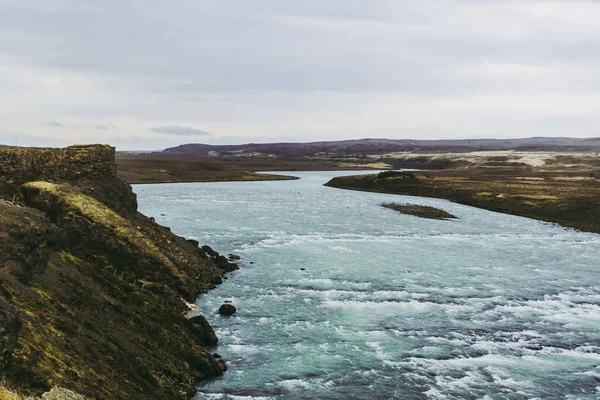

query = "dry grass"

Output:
[[22, 181, 182, 279], [0, 387, 26, 400], [327, 169, 600, 234]]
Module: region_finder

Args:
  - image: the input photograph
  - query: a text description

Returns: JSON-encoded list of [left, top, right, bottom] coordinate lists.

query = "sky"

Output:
[[1, 1, 599, 150]]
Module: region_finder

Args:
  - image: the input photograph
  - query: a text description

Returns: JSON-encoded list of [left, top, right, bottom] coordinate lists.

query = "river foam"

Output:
[[135, 171, 600, 400]]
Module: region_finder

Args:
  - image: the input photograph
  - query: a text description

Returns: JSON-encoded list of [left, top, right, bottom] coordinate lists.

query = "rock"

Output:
[[300, 268, 306, 271], [217, 255, 238, 272], [218, 304, 237, 316], [187, 239, 200, 247], [149, 216, 155, 222], [212, 353, 222, 359], [202, 245, 219, 258], [212, 275, 223, 285], [189, 315, 218, 345], [228, 254, 241, 260], [215, 358, 228, 373], [41, 387, 87, 400]]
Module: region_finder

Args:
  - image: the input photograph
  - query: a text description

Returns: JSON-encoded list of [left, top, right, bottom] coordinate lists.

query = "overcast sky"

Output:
[[1, 1, 599, 150]]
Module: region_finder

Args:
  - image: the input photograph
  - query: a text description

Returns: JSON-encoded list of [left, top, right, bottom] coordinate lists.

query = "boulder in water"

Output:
[[215, 358, 228, 372], [218, 304, 237, 316]]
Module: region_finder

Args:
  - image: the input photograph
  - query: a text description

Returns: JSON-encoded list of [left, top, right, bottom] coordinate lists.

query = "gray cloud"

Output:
[[96, 124, 118, 130], [0, 1, 599, 149], [149, 126, 211, 136]]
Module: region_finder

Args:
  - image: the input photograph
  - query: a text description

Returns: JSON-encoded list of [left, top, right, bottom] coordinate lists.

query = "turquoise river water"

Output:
[[134, 171, 600, 400]]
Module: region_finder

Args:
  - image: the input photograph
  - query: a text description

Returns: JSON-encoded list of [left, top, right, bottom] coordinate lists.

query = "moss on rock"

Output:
[[0, 146, 230, 399]]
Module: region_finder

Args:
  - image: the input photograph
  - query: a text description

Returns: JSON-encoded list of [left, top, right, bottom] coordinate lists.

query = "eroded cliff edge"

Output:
[[0, 145, 231, 399]]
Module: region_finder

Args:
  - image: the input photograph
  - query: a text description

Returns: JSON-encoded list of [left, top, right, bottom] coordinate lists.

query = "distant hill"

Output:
[[161, 137, 600, 157]]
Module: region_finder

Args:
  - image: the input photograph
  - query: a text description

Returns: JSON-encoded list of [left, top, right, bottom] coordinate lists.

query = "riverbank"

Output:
[[116, 148, 600, 186], [115, 153, 388, 184], [116, 154, 299, 183], [0, 145, 234, 399], [326, 170, 600, 234]]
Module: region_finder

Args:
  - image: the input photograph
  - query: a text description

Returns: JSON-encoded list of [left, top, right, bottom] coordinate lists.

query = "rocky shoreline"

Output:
[[0, 145, 236, 399]]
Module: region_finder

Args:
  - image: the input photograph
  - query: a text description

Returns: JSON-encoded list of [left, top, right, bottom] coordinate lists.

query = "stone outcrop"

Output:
[[0, 145, 137, 217], [0, 145, 230, 399], [41, 387, 88, 400], [0, 144, 115, 182]]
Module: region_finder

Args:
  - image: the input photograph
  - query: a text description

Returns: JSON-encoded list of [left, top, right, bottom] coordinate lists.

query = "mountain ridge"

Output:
[[160, 137, 600, 157]]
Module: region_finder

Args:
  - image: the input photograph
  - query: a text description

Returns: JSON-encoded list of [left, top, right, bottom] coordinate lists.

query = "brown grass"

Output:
[[327, 169, 600, 234]]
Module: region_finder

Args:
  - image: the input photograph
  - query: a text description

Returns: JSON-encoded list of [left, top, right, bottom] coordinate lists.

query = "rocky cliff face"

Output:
[[0, 145, 232, 399], [0, 145, 137, 217]]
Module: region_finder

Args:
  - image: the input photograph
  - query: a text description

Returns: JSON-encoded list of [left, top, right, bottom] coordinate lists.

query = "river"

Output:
[[134, 171, 600, 400]]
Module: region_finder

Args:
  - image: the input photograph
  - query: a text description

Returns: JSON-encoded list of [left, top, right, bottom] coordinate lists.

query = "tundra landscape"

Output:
[[2, 0, 600, 398], [118, 137, 600, 234]]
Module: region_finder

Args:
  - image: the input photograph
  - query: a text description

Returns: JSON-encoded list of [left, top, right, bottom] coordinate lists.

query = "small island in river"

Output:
[[382, 202, 457, 220], [326, 169, 600, 234]]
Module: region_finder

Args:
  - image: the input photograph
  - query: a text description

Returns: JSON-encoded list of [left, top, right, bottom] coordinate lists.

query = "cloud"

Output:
[[1, 1, 599, 149], [96, 124, 119, 130], [149, 125, 211, 136]]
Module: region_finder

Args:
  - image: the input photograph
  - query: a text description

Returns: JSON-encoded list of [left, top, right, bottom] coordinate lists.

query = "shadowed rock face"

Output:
[[0, 299, 20, 374], [0, 145, 229, 399]]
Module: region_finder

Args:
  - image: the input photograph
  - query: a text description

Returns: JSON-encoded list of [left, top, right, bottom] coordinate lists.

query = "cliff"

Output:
[[0, 145, 234, 399]]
